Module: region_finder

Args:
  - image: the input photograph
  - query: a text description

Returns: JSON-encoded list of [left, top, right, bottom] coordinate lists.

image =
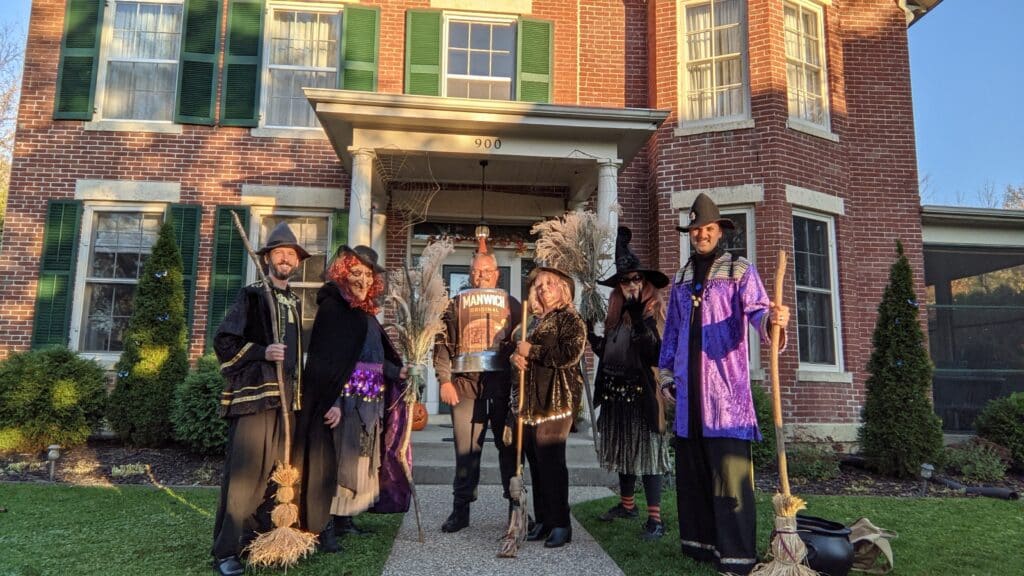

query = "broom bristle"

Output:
[[772, 492, 807, 517], [270, 464, 300, 487], [244, 526, 317, 568]]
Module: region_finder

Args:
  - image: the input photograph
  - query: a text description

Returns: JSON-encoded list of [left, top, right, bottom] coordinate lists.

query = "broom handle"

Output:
[[231, 211, 291, 468], [770, 250, 789, 497], [515, 302, 528, 478]]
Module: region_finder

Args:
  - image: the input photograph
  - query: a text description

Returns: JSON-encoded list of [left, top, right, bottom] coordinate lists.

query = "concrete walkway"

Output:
[[382, 484, 624, 576]]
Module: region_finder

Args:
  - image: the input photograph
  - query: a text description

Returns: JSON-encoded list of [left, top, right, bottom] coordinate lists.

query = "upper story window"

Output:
[[793, 211, 842, 368], [445, 17, 516, 100], [99, 0, 184, 122], [263, 6, 343, 128], [679, 0, 749, 125], [784, 1, 830, 130]]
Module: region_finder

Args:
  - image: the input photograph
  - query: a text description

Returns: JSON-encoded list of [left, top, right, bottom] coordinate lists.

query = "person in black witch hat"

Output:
[[587, 227, 672, 540], [658, 193, 790, 575], [211, 221, 309, 576]]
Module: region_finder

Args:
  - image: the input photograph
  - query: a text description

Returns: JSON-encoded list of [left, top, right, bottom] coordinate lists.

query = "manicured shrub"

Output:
[[172, 355, 228, 454], [788, 444, 841, 482], [942, 439, 1008, 484], [974, 391, 1024, 469], [859, 241, 944, 478], [106, 221, 189, 446], [0, 347, 107, 453], [751, 384, 777, 469]]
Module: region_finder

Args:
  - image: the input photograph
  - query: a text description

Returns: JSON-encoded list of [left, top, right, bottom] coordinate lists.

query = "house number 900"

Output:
[[474, 138, 502, 149]]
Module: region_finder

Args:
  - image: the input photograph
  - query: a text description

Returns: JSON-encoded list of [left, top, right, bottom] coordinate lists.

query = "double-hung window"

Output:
[[793, 212, 842, 368], [784, 1, 830, 130], [679, 0, 749, 125], [98, 0, 184, 122], [79, 210, 163, 352], [444, 16, 516, 100], [263, 6, 343, 128]]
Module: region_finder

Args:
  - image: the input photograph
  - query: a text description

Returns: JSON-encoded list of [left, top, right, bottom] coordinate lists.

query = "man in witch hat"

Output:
[[658, 193, 790, 575], [432, 241, 522, 533], [211, 221, 310, 576]]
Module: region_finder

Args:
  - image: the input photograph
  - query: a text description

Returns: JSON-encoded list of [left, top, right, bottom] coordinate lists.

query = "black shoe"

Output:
[[318, 520, 342, 553], [213, 556, 244, 576], [526, 522, 552, 541], [641, 518, 665, 540], [334, 515, 372, 537], [441, 508, 469, 533], [598, 503, 638, 521], [543, 526, 572, 548]]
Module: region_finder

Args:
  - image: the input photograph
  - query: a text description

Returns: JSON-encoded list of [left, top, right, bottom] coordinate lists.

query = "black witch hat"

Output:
[[256, 221, 311, 260], [597, 227, 669, 289]]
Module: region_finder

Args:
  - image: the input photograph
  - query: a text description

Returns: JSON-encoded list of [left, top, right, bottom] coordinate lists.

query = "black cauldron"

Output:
[[796, 514, 855, 576]]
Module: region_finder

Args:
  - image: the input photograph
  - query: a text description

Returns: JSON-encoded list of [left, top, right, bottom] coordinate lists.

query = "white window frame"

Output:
[[441, 12, 518, 101], [792, 208, 844, 372], [783, 0, 833, 137], [676, 0, 752, 133], [258, 1, 345, 131], [91, 0, 184, 126], [69, 202, 170, 366]]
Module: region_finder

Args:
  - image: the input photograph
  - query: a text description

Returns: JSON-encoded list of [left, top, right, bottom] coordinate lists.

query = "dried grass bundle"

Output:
[[385, 238, 454, 376], [531, 209, 615, 325]]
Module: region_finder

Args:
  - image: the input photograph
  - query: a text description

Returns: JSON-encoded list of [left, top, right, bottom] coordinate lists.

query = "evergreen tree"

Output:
[[106, 220, 189, 446], [859, 240, 943, 477]]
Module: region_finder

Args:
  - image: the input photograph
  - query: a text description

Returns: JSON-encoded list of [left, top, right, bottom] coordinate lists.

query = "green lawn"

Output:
[[0, 483, 401, 576], [574, 489, 1024, 576]]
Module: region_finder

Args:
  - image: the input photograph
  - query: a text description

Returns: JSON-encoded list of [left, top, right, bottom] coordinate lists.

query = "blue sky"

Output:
[[4, 0, 1021, 207]]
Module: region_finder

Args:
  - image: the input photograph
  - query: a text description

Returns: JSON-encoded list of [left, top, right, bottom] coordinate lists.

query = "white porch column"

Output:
[[348, 148, 376, 247], [597, 159, 621, 232]]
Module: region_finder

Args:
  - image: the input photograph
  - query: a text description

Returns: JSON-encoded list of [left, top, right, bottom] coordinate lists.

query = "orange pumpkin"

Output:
[[411, 402, 429, 431]]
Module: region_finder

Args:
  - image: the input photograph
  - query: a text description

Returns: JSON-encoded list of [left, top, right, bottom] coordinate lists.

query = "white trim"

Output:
[[241, 184, 345, 209], [75, 179, 182, 203], [674, 118, 755, 137], [676, 0, 751, 127], [792, 208, 844, 372], [69, 203, 171, 354], [786, 184, 844, 216], [84, 119, 184, 134], [250, 126, 329, 140], [797, 369, 853, 383], [430, 0, 532, 12], [783, 0, 832, 132], [671, 184, 764, 210]]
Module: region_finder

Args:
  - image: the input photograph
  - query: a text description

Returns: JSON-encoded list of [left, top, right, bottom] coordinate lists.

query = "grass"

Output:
[[0, 483, 401, 576], [575, 489, 1024, 576]]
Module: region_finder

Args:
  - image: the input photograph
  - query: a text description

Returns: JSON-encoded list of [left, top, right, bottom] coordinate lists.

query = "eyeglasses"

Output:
[[470, 268, 498, 276], [619, 275, 643, 285]]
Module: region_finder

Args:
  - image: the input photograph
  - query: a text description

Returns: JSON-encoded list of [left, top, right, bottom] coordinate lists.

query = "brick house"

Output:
[[0, 0, 939, 442]]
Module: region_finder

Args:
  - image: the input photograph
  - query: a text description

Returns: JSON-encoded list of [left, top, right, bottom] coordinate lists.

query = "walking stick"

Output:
[[498, 303, 530, 558], [230, 211, 316, 568], [751, 250, 818, 576]]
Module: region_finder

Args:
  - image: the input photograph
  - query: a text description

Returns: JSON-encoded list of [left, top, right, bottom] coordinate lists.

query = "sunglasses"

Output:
[[619, 275, 644, 285]]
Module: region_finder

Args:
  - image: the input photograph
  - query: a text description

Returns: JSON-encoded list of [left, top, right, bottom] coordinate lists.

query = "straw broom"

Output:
[[230, 212, 316, 568], [751, 251, 818, 576], [497, 302, 530, 558]]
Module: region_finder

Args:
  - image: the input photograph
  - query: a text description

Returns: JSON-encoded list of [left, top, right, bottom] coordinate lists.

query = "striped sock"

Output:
[[647, 505, 661, 523], [621, 496, 635, 510]]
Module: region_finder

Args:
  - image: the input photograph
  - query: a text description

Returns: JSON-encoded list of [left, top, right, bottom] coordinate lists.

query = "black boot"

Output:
[[318, 519, 342, 553], [526, 522, 552, 541], [441, 505, 470, 533], [212, 555, 244, 576], [334, 515, 372, 537], [544, 526, 572, 548]]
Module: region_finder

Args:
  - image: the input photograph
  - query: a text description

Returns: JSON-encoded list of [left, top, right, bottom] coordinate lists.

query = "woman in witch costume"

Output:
[[296, 245, 411, 553], [588, 227, 671, 540]]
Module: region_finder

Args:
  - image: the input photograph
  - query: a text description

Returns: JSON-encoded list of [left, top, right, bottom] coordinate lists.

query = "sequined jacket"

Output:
[[521, 306, 587, 425], [658, 252, 774, 440]]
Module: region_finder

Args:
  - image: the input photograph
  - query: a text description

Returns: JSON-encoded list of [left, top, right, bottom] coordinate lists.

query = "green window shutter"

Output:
[[32, 200, 83, 348], [340, 5, 380, 91], [54, 0, 104, 120], [220, 0, 264, 127], [331, 209, 349, 257], [167, 204, 201, 335], [404, 10, 442, 96], [517, 18, 553, 103], [207, 206, 250, 349], [175, 0, 223, 125]]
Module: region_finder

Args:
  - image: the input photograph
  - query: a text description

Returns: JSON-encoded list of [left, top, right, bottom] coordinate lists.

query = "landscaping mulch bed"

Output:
[[2, 439, 1023, 498]]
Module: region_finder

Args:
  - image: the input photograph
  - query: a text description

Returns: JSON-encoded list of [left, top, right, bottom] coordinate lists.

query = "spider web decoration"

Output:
[[389, 152, 441, 231], [374, 145, 409, 189]]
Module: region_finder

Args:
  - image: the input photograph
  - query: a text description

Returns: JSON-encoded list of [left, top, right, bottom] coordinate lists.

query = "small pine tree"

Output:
[[106, 220, 189, 446], [859, 240, 944, 477]]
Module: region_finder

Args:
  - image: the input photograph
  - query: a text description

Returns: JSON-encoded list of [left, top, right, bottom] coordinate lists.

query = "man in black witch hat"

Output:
[[658, 193, 789, 575], [211, 221, 309, 576]]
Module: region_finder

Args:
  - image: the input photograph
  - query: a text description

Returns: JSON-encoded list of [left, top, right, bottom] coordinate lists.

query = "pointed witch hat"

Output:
[[598, 226, 669, 289]]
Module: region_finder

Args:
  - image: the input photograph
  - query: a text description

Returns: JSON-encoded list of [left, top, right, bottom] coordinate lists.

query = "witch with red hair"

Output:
[[295, 245, 411, 554]]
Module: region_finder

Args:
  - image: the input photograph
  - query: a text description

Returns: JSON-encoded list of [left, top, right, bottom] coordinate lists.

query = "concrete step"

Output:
[[411, 423, 616, 487]]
